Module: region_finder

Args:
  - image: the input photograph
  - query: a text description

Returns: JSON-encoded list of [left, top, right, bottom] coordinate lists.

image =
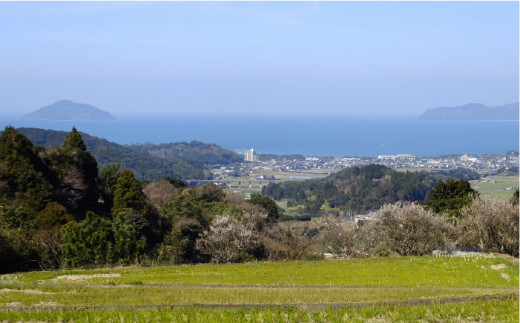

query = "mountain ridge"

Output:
[[15, 127, 211, 181], [129, 141, 244, 165]]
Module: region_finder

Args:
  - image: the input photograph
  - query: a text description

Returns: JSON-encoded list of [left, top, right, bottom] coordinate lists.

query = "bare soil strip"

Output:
[[1, 293, 516, 312], [36, 283, 519, 290]]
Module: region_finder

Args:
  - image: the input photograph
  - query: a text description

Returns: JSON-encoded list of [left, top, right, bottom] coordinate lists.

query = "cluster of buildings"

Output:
[[233, 149, 519, 176]]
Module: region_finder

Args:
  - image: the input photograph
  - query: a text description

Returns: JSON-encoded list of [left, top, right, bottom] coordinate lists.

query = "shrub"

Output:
[[458, 198, 519, 256], [0, 225, 42, 273], [155, 226, 190, 265], [262, 222, 318, 260], [33, 201, 73, 229]]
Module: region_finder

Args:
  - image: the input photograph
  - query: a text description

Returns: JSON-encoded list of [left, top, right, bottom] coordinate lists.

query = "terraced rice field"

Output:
[[0, 254, 518, 322]]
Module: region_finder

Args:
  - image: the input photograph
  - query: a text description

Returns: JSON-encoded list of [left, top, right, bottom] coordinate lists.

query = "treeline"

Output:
[[435, 168, 481, 181], [17, 128, 211, 181], [262, 165, 484, 215], [129, 141, 244, 166], [0, 126, 284, 273]]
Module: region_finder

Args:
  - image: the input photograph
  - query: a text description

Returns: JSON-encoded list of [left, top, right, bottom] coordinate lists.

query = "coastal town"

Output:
[[210, 149, 519, 184]]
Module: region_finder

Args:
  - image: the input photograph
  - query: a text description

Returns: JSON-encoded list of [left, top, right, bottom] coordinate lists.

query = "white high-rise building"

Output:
[[245, 148, 256, 162]]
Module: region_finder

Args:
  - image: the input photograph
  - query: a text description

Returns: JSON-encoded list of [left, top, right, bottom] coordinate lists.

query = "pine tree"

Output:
[[55, 128, 104, 217], [112, 169, 148, 217], [60, 211, 113, 268], [61, 127, 98, 181], [62, 127, 87, 152]]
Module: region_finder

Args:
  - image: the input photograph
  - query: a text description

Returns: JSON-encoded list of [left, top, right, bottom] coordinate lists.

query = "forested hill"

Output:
[[262, 164, 438, 214], [16, 128, 211, 181], [129, 141, 243, 165]]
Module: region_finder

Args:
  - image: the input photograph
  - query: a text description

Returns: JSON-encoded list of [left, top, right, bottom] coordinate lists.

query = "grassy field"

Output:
[[471, 175, 518, 200], [0, 255, 518, 322], [222, 169, 332, 196]]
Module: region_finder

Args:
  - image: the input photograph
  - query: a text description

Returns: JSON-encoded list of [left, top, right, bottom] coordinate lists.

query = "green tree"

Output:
[[249, 194, 280, 222], [55, 128, 104, 217], [62, 127, 87, 151], [0, 127, 53, 213], [160, 195, 208, 262], [424, 178, 478, 218], [112, 169, 148, 217], [192, 183, 225, 203], [61, 128, 98, 181], [0, 204, 31, 229], [100, 163, 120, 198], [111, 209, 147, 265], [60, 211, 113, 268], [162, 194, 207, 226], [155, 225, 190, 265]]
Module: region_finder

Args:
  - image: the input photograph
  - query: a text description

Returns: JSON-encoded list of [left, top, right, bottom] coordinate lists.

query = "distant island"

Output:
[[418, 102, 519, 121], [21, 100, 116, 121]]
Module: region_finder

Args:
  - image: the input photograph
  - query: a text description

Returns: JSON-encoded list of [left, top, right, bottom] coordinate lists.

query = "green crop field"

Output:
[[0, 255, 518, 322]]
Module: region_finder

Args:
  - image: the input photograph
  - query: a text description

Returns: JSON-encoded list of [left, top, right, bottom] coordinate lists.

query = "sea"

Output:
[[0, 115, 518, 157]]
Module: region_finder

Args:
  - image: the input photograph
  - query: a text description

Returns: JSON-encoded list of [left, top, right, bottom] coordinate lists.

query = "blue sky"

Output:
[[0, 1, 518, 116]]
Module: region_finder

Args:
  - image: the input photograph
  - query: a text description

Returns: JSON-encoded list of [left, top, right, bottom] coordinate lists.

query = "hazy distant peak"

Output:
[[21, 100, 116, 121], [54, 99, 76, 105], [418, 102, 519, 120]]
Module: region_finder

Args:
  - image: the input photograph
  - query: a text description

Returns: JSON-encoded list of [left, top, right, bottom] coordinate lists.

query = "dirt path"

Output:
[[1, 293, 516, 312]]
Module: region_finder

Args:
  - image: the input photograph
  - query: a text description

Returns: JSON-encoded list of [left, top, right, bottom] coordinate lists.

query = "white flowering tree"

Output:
[[458, 197, 519, 256], [371, 202, 457, 256], [322, 216, 358, 258], [195, 213, 266, 263]]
